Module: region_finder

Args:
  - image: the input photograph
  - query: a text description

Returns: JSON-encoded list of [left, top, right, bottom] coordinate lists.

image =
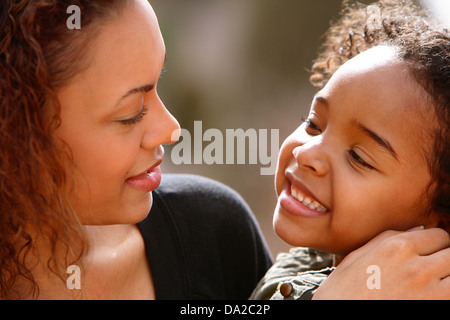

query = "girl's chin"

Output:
[[273, 206, 316, 247], [273, 205, 343, 254]]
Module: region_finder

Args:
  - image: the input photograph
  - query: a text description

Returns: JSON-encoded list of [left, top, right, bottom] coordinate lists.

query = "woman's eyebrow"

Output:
[[115, 53, 166, 107], [114, 84, 155, 107], [352, 120, 399, 161]]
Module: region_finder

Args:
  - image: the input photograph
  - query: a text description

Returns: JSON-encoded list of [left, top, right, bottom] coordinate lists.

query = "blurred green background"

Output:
[[151, 0, 446, 258]]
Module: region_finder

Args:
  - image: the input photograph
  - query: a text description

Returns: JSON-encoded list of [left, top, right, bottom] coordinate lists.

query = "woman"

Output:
[[0, 0, 448, 299], [0, 0, 272, 299]]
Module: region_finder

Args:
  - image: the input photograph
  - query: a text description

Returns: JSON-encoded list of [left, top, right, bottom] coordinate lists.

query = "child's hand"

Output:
[[312, 228, 450, 299]]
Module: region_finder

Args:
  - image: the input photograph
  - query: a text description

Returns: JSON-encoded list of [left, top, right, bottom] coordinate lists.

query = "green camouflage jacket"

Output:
[[250, 247, 334, 300]]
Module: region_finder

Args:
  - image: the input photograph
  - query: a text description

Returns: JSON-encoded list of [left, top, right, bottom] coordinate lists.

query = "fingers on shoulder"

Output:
[[379, 228, 450, 256]]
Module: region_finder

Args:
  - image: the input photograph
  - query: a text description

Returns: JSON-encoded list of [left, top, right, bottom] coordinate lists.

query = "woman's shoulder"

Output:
[[139, 173, 272, 299], [153, 174, 254, 222], [155, 173, 244, 202]]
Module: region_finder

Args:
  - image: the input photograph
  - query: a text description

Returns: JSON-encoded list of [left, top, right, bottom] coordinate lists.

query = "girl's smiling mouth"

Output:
[[279, 172, 329, 218], [290, 183, 328, 212]]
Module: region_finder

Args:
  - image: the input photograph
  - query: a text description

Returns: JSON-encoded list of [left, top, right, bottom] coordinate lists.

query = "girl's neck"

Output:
[[333, 254, 345, 266]]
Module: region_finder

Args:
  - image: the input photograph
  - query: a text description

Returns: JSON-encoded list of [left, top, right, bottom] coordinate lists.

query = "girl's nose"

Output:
[[292, 139, 329, 176]]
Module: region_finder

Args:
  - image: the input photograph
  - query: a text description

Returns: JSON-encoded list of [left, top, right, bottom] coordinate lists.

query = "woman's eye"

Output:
[[118, 106, 148, 125], [116, 96, 148, 126], [349, 149, 374, 170]]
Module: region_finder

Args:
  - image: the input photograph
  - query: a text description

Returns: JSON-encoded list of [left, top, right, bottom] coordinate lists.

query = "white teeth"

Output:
[[292, 187, 304, 202], [292, 187, 298, 199], [290, 185, 327, 212]]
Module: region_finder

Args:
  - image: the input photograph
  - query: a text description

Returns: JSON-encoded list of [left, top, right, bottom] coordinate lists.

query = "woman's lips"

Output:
[[125, 161, 162, 193], [279, 180, 329, 218]]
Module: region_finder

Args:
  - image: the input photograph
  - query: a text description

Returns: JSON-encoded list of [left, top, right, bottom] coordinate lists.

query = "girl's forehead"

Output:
[[321, 46, 426, 118], [317, 47, 435, 164], [337, 45, 401, 75]]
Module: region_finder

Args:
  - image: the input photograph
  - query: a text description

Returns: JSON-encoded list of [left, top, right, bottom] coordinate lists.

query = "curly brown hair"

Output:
[[1, 0, 132, 299], [310, 0, 450, 229]]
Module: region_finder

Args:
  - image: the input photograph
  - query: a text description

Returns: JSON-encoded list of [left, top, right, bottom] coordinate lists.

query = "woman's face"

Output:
[[54, 0, 180, 225], [274, 46, 440, 255]]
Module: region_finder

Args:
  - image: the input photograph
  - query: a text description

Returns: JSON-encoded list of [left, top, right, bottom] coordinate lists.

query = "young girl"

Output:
[[252, 0, 449, 300]]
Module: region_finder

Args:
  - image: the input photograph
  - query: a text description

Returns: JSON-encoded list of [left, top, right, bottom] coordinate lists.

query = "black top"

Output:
[[137, 174, 273, 299]]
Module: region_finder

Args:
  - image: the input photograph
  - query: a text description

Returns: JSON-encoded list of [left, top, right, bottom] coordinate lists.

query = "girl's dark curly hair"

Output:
[[0, 0, 132, 299], [310, 0, 450, 229]]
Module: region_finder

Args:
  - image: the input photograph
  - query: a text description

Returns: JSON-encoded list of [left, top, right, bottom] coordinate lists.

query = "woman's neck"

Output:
[[14, 224, 154, 299]]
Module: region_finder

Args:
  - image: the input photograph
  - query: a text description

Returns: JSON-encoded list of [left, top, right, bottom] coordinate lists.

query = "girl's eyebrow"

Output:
[[352, 119, 399, 161], [313, 94, 398, 161], [313, 94, 329, 109]]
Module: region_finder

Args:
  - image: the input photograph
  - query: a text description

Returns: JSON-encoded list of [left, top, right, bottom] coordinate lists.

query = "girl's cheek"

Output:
[[275, 124, 309, 191], [275, 138, 295, 194], [279, 132, 301, 163]]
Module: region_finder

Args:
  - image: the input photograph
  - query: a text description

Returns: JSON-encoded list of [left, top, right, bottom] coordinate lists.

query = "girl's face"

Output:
[[54, 0, 180, 225], [274, 46, 441, 255]]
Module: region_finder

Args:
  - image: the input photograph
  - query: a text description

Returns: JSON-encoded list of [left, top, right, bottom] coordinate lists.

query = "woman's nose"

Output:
[[292, 140, 329, 176], [141, 98, 180, 149]]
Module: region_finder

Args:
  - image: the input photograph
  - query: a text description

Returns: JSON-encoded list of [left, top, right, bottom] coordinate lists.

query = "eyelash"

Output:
[[348, 149, 374, 170], [304, 118, 320, 131], [302, 117, 374, 170], [302, 117, 321, 133], [119, 106, 148, 125]]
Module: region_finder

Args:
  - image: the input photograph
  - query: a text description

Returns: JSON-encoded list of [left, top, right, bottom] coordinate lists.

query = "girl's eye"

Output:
[[303, 118, 322, 134], [118, 106, 148, 125], [349, 149, 374, 170]]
